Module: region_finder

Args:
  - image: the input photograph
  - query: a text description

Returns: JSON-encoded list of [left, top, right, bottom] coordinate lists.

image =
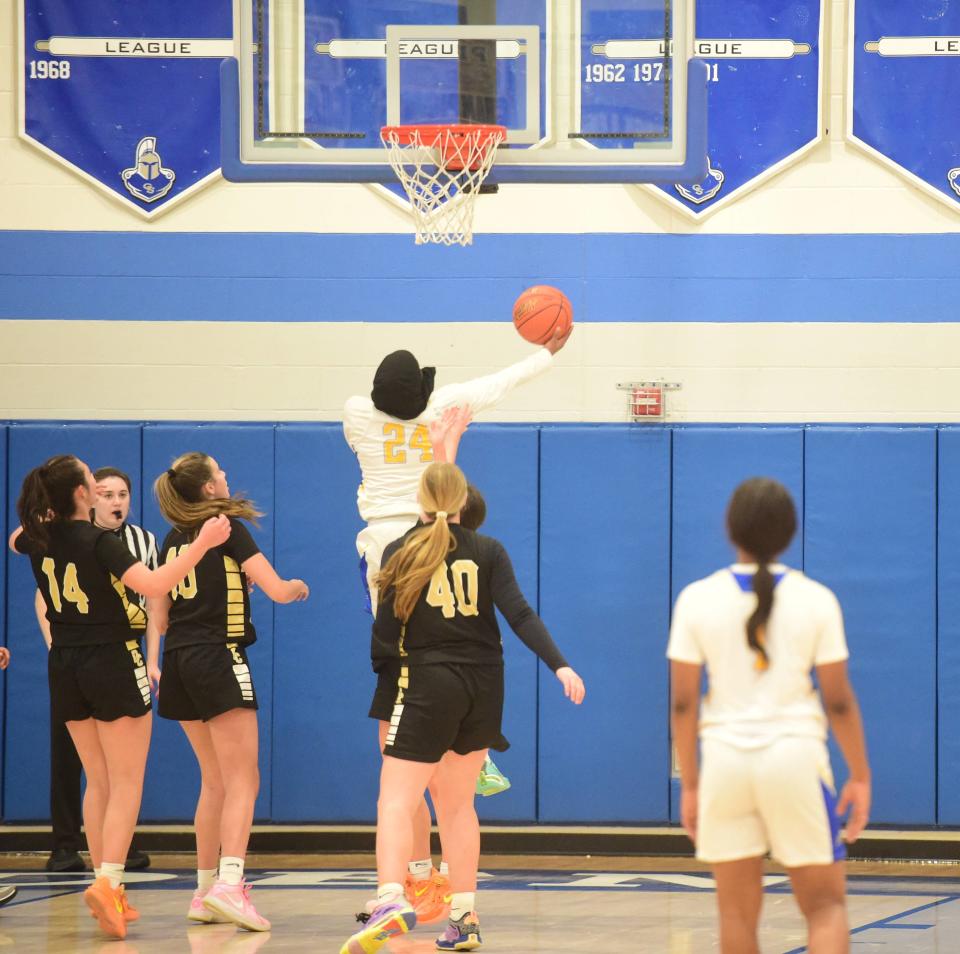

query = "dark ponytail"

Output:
[[726, 477, 797, 670], [747, 562, 776, 669], [17, 455, 86, 552]]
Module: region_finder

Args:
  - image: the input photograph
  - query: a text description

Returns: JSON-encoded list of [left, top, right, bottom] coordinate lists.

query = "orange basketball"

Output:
[[512, 285, 573, 345]]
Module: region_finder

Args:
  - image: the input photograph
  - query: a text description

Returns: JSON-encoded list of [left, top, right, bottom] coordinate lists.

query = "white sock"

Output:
[[93, 867, 102, 880], [101, 861, 125, 890], [218, 856, 244, 886], [408, 858, 432, 880], [198, 868, 217, 891], [439, 861, 449, 877], [377, 882, 405, 905], [450, 892, 475, 922]]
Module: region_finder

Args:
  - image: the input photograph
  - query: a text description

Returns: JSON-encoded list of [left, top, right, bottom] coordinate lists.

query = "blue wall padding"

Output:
[[453, 426, 540, 822], [668, 427, 805, 820], [4, 426, 141, 820], [270, 425, 374, 821], [0, 421, 953, 826], [938, 428, 960, 823], [1, 232, 958, 323], [538, 427, 672, 822], [804, 427, 937, 824], [140, 425, 276, 821], [671, 427, 805, 601]]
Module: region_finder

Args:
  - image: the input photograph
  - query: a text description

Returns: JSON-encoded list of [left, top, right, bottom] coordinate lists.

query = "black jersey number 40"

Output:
[[165, 546, 198, 600], [426, 560, 480, 619]]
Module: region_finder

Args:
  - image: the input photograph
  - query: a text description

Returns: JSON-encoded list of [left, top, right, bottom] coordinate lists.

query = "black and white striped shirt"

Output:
[[111, 522, 159, 609]]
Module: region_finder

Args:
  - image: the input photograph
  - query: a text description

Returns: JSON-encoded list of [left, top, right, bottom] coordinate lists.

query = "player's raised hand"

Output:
[[429, 404, 473, 464], [543, 322, 573, 355], [197, 514, 231, 549], [555, 666, 585, 704]]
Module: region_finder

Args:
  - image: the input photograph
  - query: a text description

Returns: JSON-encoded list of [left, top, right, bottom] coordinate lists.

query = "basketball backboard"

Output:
[[222, 0, 707, 184]]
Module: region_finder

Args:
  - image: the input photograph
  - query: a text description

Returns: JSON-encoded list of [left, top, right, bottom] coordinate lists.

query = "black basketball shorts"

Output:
[[49, 640, 152, 723], [158, 642, 258, 722], [369, 661, 402, 722], [381, 662, 510, 764]]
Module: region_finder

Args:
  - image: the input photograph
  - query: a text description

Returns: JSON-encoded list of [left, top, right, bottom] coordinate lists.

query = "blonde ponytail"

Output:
[[376, 462, 468, 622], [155, 452, 262, 534]]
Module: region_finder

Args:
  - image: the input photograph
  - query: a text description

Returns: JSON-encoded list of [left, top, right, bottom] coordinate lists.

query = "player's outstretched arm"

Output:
[[241, 552, 309, 603], [122, 515, 232, 598], [429, 404, 473, 463], [434, 325, 571, 416]]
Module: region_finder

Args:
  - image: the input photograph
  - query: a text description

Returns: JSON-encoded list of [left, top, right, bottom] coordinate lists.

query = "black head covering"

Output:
[[371, 350, 436, 420]]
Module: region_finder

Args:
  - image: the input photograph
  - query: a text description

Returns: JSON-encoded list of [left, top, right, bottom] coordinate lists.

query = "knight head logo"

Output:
[[949, 167, 960, 199], [675, 158, 725, 206], [121, 136, 175, 203]]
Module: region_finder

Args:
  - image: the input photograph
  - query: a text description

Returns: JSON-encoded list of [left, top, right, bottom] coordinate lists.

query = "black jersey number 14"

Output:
[[426, 560, 480, 619], [40, 557, 90, 614]]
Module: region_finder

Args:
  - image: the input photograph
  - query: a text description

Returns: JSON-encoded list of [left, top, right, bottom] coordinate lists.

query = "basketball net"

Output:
[[380, 124, 506, 246]]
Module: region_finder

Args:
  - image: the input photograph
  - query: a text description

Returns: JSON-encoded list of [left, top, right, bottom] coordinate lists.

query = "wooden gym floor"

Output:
[[1, 853, 959, 952]]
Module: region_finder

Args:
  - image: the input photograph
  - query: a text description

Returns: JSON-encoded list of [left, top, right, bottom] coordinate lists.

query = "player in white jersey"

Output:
[[668, 478, 870, 954], [343, 328, 570, 614]]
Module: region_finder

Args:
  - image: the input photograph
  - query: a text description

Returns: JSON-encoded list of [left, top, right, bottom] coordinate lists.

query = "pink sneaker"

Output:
[[202, 880, 271, 932], [188, 887, 229, 923]]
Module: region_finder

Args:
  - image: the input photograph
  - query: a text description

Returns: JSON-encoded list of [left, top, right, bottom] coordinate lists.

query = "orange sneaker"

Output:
[[88, 883, 139, 922], [118, 885, 140, 922], [84, 876, 127, 938], [408, 869, 450, 925]]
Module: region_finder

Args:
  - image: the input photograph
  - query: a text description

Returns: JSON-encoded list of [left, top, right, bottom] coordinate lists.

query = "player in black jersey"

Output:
[[342, 462, 585, 954], [9, 455, 230, 940], [148, 452, 309, 933]]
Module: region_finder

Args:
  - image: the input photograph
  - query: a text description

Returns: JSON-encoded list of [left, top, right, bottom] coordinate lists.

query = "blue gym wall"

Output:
[[0, 232, 957, 324], [1, 421, 951, 826]]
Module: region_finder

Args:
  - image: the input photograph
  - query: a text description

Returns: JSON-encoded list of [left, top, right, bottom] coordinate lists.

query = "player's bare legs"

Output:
[[379, 720, 432, 859], [180, 720, 226, 870], [65, 718, 109, 869], [94, 715, 151, 864], [376, 756, 438, 886], [712, 856, 764, 954], [207, 708, 259, 857], [789, 863, 849, 954], [431, 749, 488, 894]]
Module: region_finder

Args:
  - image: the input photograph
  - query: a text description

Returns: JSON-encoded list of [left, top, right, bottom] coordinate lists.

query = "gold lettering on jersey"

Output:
[[382, 423, 434, 465], [126, 640, 151, 706], [450, 560, 480, 617], [224, 556, 246, 637], [41, 557, 90, 614], [111, 574, 147, 631], [426, 560, 480, 618], [165, 546, 198, 600]]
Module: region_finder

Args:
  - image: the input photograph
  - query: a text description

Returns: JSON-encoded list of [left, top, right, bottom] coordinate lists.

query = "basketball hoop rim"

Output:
[[380, 123, 507, 148]]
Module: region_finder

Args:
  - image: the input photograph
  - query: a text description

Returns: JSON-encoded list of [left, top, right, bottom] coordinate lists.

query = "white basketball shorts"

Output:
[[356, 517, 418, 615], [696, 735, 846, 868]]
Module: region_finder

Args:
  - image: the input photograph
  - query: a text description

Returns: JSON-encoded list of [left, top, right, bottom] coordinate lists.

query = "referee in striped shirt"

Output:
[[41, 466, 155, 872]]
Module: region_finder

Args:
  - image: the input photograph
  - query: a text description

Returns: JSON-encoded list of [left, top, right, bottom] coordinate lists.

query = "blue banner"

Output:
[[20, 1, 232, 216], [654, 0, 823, 217], [849, 0, 960, 212]]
